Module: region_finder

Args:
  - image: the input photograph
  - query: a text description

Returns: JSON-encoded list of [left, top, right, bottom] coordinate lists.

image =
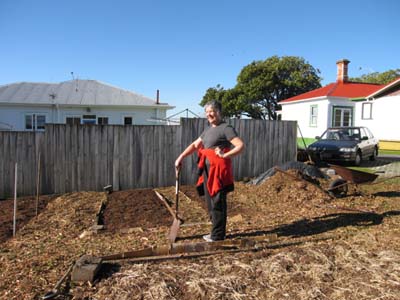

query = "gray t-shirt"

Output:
[[200, 122, 238, 149]]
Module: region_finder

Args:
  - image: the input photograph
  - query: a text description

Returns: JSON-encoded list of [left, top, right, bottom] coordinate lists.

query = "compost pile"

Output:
[[0, 169, 399, 300]]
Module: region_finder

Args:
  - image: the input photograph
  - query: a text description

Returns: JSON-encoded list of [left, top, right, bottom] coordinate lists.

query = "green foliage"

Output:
[[200, 56, 322, 120], [297, 137, 317, 149], [350, 69, 400, 84]]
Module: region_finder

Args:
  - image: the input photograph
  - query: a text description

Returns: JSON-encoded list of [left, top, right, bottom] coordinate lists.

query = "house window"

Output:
[[362, 102, 372, 120], [98, 117, 109, 125], [66, 117, 81, 125], [25, 114, 46, 131], [309, 105, 318, 127], [332, 106, 353, 127], [82, 115, 96, 125], [124, 117, 133, 125]]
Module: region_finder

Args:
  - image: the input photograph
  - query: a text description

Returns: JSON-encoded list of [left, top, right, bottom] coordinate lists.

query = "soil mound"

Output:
[[103, 189, 171, 231]]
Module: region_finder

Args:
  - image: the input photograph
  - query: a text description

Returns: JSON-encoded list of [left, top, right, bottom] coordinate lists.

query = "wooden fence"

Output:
[[0, 119, 297, 198]]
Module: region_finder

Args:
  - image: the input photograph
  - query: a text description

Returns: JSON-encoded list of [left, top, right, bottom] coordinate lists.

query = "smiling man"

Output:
[[175, 101, 245, 242]]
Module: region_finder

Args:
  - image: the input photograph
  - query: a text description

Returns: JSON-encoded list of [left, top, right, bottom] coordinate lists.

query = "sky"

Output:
[[0, 0, 399, 118]]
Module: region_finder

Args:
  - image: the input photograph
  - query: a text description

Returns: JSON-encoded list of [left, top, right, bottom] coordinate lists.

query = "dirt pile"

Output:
[[103, 189, 171, 231], [0, 195, 56, 243]]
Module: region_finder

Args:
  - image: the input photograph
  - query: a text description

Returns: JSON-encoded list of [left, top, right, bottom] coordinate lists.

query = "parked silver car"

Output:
[[307, 126, 379, 166]]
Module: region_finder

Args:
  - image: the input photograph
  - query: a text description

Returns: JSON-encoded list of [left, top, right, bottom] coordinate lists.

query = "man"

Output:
[[175, 101, 245, 241]]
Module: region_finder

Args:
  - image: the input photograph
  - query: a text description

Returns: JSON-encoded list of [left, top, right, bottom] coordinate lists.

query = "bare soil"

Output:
[[0, 195, 57, 243], [103, 188, 171, 231], [0, 170, 399, 300]]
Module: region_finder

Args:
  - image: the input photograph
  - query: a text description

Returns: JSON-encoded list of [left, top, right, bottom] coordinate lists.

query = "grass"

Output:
[[297, 138, 316, 149], [379, 149, 400, 155]]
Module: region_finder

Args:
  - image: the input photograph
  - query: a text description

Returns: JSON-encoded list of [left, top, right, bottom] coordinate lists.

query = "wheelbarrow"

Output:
[[326, 164, 379, 197]]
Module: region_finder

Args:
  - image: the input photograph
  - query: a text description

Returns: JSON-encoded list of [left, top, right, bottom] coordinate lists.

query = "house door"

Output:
[[332, 106, 353, 127]]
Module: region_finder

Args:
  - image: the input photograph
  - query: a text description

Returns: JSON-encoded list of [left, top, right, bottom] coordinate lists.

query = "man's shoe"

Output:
[[203, 234, 213, 242]]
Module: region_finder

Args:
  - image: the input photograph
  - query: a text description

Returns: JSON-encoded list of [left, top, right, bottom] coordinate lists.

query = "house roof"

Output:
[[280, 81, 385, 103], [0, 80, 173, 108], [366, 77, 400, 99]]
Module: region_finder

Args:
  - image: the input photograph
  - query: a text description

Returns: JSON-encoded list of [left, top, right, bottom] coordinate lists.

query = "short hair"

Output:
[[204, 100, 222, 114]]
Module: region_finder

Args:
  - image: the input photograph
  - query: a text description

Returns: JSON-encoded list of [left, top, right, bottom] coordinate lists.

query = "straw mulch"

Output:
[[0, 171, 399, 300]]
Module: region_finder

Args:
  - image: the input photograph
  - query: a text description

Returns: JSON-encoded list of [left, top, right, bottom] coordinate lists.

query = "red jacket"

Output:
[[196, 148, 234, 197]]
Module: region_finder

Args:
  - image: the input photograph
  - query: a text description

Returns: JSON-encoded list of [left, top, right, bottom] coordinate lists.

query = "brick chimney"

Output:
[[336, 59, 350, 83]]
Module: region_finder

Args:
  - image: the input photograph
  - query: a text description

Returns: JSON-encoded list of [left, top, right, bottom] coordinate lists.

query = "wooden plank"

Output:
[[1, 133, 10, 198], [51, 125, 58, 194], [127, 125, 134, 189], [268, 120, 275, 170], [146, 126, 153, 188], [43, 125, 50, 195], [168, 125, 178, 187], [92, 125, 100, 191], [15, 132, 23, 195], [64, 125, 71, 192], [0, 133, 5, 198], [98, 125, 107, 191], [265, 121, 272, 171], [53, 125, 60, 194], [106, 125, 114, 189], [71, 124, 78, 192], [154, 126, 161, 187], [254, 120, 262, 177], [112, 126, 120, 191], [291, 121, 298, 161], [59, 124, 66, 194], [131, 126, 140, 188], [36, 132, 45, 196], [259, 120, 267, 175], [27, 132, 35, 196], [145, 126, 154, 188], [8, 133, 16, 198], [83, 125, 90, 191], [76, 124, 83, 191], [123, 125, 131, 189]]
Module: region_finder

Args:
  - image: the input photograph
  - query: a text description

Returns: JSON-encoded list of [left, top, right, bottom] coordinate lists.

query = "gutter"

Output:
[[0, 102, 175, 110], [349, 97, 366, 102]]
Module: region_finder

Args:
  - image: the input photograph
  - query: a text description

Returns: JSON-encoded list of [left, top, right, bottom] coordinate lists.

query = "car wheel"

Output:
[[354, 151, 362, 166], [328, 178, 348, 198], [369, 147, 377, 161]]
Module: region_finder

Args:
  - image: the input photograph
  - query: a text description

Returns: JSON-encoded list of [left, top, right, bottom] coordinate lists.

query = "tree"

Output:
[[201, 85, 255, 118], [200, 56, 322, 120], [350, 69, 400, 85]]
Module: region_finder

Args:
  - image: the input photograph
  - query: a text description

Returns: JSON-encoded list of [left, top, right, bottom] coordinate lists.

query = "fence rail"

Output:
[[0, 119, 297, 198]]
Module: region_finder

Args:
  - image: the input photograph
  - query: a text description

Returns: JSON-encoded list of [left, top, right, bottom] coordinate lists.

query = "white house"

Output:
[[280, 59, 400, 149], [354, 78, 400, 149], [0, 79, 174, 131]]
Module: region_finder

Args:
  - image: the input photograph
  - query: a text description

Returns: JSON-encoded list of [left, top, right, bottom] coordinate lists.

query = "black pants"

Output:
[[203, 170, 227, 240]]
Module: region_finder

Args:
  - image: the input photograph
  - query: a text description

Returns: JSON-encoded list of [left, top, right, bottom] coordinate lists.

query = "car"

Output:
[[307, 126, 379, 166]]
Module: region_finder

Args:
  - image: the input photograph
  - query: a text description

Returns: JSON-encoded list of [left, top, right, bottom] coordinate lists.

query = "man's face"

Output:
[[205, 106, 220, 125]]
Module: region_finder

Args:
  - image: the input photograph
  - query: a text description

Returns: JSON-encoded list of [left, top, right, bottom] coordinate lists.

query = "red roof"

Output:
[[281, 81, 385, 103]]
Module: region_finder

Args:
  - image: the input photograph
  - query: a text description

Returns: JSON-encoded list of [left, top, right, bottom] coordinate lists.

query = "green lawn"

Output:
[[297, 138, 316, 149], [379, 149, 400, 156]]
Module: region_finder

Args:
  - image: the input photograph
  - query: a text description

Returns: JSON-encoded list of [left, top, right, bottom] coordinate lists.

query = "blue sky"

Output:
[[1, 0, 399, 117]]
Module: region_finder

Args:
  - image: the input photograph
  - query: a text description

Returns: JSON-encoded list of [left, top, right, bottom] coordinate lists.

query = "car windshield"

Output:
[[320, 128, 361, 141]]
